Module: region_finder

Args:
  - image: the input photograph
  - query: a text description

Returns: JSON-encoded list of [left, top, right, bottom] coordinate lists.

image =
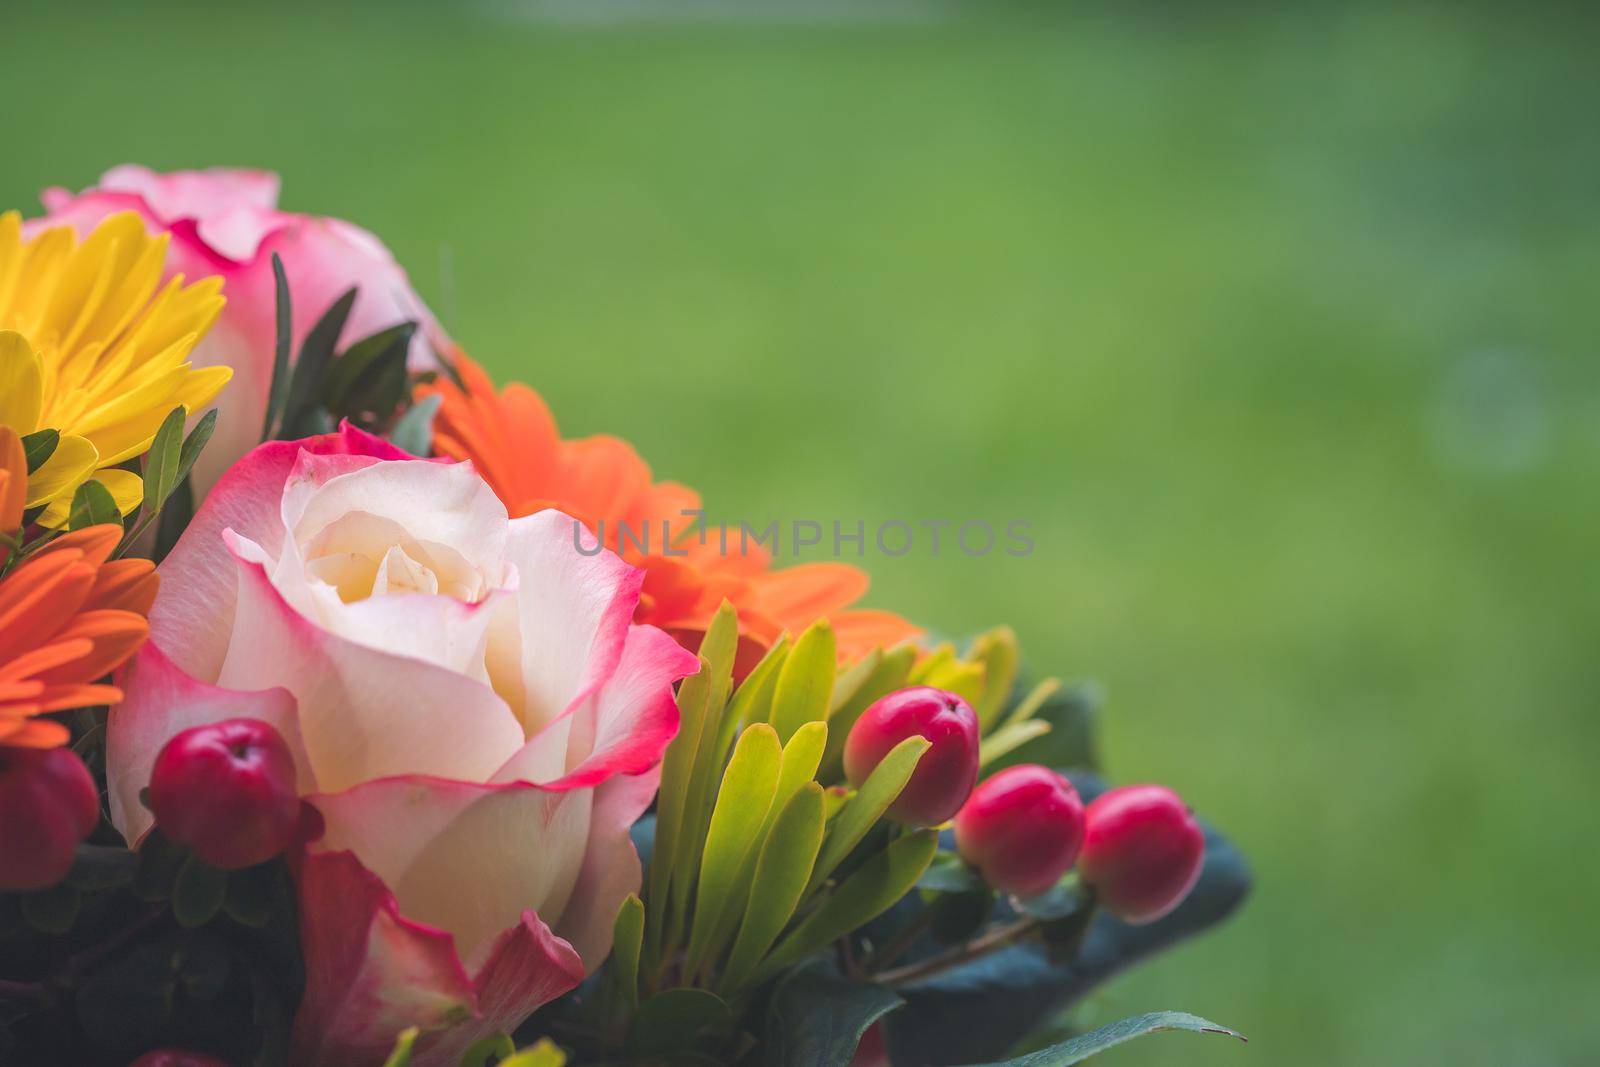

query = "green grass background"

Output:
[[5, 2, 1597, 1063]]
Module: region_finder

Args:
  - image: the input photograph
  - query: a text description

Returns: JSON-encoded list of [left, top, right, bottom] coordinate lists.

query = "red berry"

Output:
[[954, 765, 1085, 897], [1077, 784, 1204, 924], [0, 746, 99, 891], [129, 1051, 231, 1067], [148, 718, 300, 870], [844, 686, 980, 826]]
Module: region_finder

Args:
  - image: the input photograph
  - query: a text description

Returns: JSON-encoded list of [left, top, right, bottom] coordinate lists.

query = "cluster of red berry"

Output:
[[844, 687, 1205, 924]]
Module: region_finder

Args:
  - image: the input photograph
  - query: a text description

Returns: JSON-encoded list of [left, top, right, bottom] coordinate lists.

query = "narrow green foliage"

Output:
[[724, 633, 790, 735], [261, 252, 292, 439], [392, 393, 443, 456], [174, 408, 218, 487], [141, 406, 185, 518], [646, 654, 710, 963], [770, 619, 836, 743], [459, 1034, 516, 1067], [322, 321, 414, 419], [1002, 676, 1062, 730], [980, 718, 1052, 767], [968, 1011, 1244, 1066], [498, 1040, 567, 1067], [610, 894, 645, 1016], [720, 782, 827, 993], [970, 626, 1021, 731], [805, 735, 929, 898], [282, 287, 357, 435], [760, 828, 939, 984], [381, 1027, 420, 1067], [686, 724, 782, 978], [67, 478, 119, 530]]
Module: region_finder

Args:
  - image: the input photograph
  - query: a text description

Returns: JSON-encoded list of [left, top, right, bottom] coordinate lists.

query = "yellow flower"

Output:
[[0, 210, 231, 524]]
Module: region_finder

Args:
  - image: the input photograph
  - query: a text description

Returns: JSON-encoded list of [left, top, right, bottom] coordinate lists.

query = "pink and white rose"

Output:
[[32, 166, 445, 494], [106, 424, 698, 1066]]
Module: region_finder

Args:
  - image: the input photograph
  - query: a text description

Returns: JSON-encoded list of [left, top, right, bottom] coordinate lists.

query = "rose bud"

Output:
[[844, 686, 980, 826], [129, 1051, 231, 1067], [1077, 784, 1205, 924], [0, 746, 100, 891], [148, 718, 300, 870], [954, 764, 1085, 897]]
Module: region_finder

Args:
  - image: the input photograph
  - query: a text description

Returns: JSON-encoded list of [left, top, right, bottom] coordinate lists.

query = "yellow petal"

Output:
[[25, 433, 98, 509], [0, 330, 43, 433]]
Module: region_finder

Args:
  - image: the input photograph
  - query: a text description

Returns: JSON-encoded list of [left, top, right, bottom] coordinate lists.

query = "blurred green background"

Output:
[[5, 1, 1597, 1063]]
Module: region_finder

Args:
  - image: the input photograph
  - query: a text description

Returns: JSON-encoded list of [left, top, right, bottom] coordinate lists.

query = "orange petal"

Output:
[[0, 717, 73, 748], [87, 558, 159, 615], [0, 551, 96, 661], [750, 563, 872, 628]]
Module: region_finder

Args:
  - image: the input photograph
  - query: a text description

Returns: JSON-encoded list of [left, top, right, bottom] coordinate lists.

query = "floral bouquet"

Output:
[[0, 168, 1251, 1067]]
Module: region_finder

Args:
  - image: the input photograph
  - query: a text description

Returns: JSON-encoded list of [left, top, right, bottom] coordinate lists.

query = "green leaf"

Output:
[[152, 476, 194, 565], [647, 654, 710, 959], [497, 1039, 566, 1067], [140, 405, 185, 516], [282, 287, 357, 436], [458, 1033, 516, 1067], [261, 252, 292, 440], [174, 407, 218, 487], [323, 321, 414, 419], [762, 828, 939, 983], [805, 735, 929, 898], [819, 644, 916, 782], [979, 718, 1052, 767], [21, 882, 81, 934], [64, 844, 138, 891], [20, 428, 58, 473], [725, 632, 790, 734], [764, 960, 904, 1067], [968, 1011, 1244, 1066], [985, 680, 1102, 775], [720, 782, 826, 993], [770, 619, 836, 743], [627, 988, 733, 1060], [686, 723, 783, 978], [381, 1027, 420, 1067], [970, 626, 1021, 731], [916, 852, 983, 894], [224, 862, 280, 927], [391, 393, 442, 456], [172, 853, 227, 927], [67, 477, 119, 530], [132, 829, 187, 901], [609, 894, 645, 1016]]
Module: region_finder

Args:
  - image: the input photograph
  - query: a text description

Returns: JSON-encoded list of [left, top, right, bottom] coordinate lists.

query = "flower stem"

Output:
[[875, 916, 1040, 987]]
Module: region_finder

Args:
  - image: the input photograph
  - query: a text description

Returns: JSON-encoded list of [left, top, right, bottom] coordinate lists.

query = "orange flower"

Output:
[[0, 442, 158, 747], [422, 355, 921, 669]]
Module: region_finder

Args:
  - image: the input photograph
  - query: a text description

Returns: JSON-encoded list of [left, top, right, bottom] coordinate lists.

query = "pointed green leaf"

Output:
[[174, 408, 218, 488], [283, 287, 357, 435], [770, 619, 836, 743], [381, 1027, 420, 1067], [141, 406, 185, 515], [725, 632, 790, 734], [647, 655, 710, 959], [21, 428, 58, 473], [968, 1011, 1244, 1066], [391, 393, 442, 457], [498, 1039, 567, 1067], [610, 893, 645, 1015], [765, 960, 904, 1067], [172, 853, 226, 927], [979, 718, 1052, 767], [686, 723, 782, 978], [760, 828, 938, 984], [152, 476, 194, 565], [459, 1034, 516, 1067], [261, 252, 292, 439], [323, 321, 414, 419], [720, 782, 826, 993], [970, 626, 1021, 730], [627, 987, 733, 1060], [67, 478, 120, 530], [805, 735, 929, 898]]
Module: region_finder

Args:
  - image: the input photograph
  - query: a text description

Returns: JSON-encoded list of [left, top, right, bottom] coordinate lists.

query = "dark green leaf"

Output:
[[153, 476, 195, 564], [141, 405, 185, 515], [64, 844, 138, 891], [626, 988, 733, 1060], [172, 853, 227, 927], [20, 428, 58, 473], [391, 393, 442, 456], [968, 1011, 1243, 1066], [175, 408, 218, 486], [322, 321, 414, 419], [67, 478, 119, 530], [281, 287, 357, 437], [917, 853, 983, 894], [927, 887, 998, 944], [133, 829, 187, 902], [765, 960, 903, 1067], [21, 883, 80, 933], [224, 862, 280, 927], [1015, 881, 1089, 923], [261, 252, 292, 440]]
